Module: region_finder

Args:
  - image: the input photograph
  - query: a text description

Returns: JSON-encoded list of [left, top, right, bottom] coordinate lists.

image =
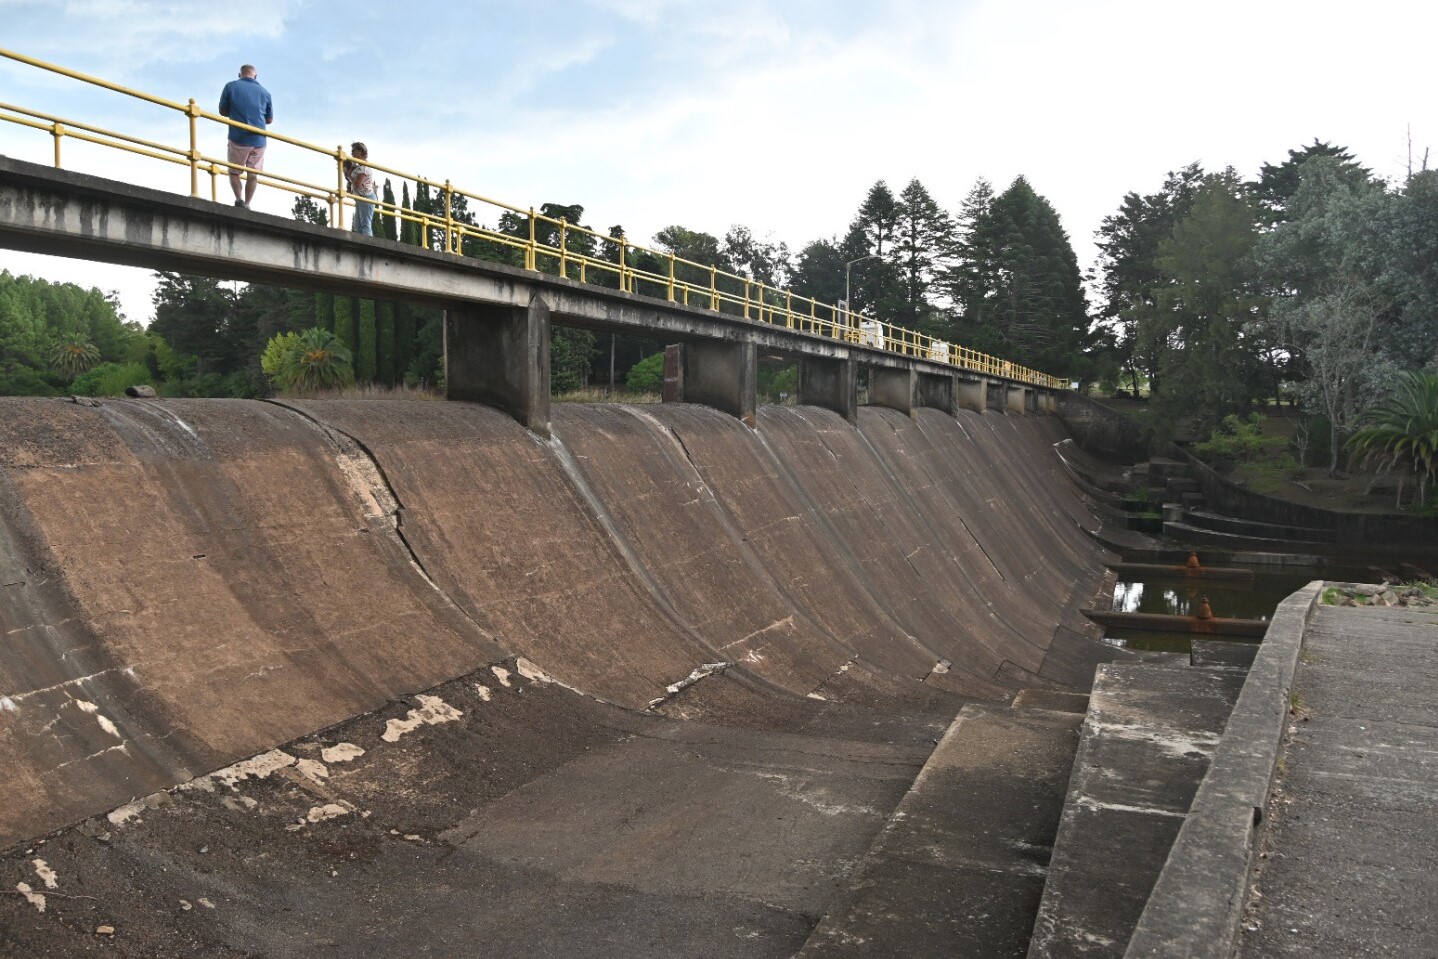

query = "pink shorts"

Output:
[[227, 141, 266, 174]]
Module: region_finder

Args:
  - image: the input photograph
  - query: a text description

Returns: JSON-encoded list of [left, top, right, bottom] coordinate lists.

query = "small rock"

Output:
[[96, 925, 115, 936], [180, 900, 193, 911], [124, 384, 158, 398], [199, 898, 216, 909]]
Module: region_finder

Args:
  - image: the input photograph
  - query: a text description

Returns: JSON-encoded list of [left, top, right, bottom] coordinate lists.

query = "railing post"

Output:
[[559, 219, 568, 279], [785, 291, 793, 328], [744, 280, 751, 320], [335, 146, 346, 230], [525, 205, 535, 269], [51, 122, 63, 168], [618, 235, 627, 293], [667, 253, 676, 302], [186, 99, 200, 197], [710, 265, 718, 311], [446, 182, 457, 255]]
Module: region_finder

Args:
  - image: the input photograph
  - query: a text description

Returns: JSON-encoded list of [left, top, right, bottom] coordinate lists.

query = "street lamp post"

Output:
[[844, 253, 880, 327]]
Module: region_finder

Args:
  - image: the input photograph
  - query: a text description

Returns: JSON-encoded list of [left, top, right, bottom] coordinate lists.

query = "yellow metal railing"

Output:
[[0, 48, 1068, 391]]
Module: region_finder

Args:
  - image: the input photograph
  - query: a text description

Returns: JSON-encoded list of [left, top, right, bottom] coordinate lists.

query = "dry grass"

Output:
[[554, 388, 661, 404], [279, 382, 444, 401]]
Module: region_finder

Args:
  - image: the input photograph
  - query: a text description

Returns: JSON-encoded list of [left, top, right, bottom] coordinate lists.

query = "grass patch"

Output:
[[554, 388, 661, 404]]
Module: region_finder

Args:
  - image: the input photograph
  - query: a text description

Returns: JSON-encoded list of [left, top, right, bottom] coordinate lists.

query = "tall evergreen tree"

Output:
[[377, 302, 396, 384], [973, 177, 1089, 375], [357, 299, 377, 382], [1253, 140, 1370, 227], [945, 178, 1002, 352], [380, 179, 398, 241], [1136, 169, 1264, 437], [893, 178, 954, 333], [1094, 162, 1204, 392], [400, 182, 418, 246], [314, 292, 335, 333], [841, 181, 905, 320], [333, 296, 356, 355]]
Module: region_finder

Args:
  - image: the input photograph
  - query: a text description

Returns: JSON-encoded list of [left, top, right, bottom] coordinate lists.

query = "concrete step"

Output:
[[1189, 638, 1259, 671], [1013, 688, 1091, 714], [798, 703, 1084, 958], [1025, 663, 1246, 959]]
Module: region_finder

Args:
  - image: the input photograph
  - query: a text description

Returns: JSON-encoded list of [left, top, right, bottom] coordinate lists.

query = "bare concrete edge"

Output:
[[793, 705, 971, 956], [1121, 580, 1323, 959]]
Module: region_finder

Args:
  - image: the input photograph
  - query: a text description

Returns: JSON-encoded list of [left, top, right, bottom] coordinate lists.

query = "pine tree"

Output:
[[945, 178, 1001, 353], [357, 299, 377, 382], [893, 178, 954, 332]]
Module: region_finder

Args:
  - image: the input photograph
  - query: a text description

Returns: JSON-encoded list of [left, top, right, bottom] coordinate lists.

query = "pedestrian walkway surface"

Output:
[[1236, 602, 1438, 958]]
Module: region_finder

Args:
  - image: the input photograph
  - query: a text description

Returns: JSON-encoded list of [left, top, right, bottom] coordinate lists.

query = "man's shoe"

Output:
[[234, 200, 246, 208]]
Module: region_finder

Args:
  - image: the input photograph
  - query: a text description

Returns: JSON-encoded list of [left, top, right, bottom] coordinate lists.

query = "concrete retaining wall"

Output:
[[1122, 581, 1323, 959]]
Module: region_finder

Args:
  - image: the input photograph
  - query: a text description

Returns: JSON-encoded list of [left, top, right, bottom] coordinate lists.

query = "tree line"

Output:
[[4, 144, 1435, 489], [1094, 141, 1438, 470]]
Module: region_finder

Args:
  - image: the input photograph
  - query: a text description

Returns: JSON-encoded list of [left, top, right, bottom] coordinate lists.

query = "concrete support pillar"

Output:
[[798, 355, 858, 423], [445, 295, 551, 437], [869, 366, 916, 415], [1026, 390, 1038, 414], [1005, 384, 1028, 415], [957, 378, 987, 413], [917, 372, 956, 416], [985, 380, 1004, 412], [663, 339, 758, 427]]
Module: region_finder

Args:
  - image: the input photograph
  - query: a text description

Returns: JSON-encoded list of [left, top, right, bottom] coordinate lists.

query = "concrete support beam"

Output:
[[917, 372, 957, 416], [445, 295, 551, 437], [1005, 385, 1028, 415], [798, 355, 858, 423], [957, 378, 988, 414], [665, 340, 759, 427], [869, 366, 917, 416]]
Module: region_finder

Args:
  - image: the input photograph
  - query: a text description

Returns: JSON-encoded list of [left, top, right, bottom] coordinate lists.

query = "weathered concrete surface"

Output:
[[1028, 663, 1246, 959], [0, 396, 1118, 850], [1124, 583, 1319, 959], [0, 398, 505, 847], [1234, 601, 1438, 959], [0, 658, 934, 958], [799, 702, 1083, 958]]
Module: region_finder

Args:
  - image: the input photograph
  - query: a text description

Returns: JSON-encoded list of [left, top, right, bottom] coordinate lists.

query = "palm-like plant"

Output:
[[50, 339, 101, 379], [278, 327, 355, 394], [1346, 372, 1438, 508]]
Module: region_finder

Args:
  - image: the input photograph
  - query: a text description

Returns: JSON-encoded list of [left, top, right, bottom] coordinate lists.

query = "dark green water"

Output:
[[1102, 568, 1321, 653]]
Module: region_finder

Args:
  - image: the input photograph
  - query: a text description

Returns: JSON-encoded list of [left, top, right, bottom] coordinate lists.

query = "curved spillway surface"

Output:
[[0, 397, 1121, 955]]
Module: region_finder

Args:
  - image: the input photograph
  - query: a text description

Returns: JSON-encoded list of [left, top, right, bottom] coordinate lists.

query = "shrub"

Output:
[[625, 352, 665, 393]]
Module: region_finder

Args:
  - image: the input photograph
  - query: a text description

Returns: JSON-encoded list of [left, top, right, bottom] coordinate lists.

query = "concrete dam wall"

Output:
[[0, 397, 1114, 847]]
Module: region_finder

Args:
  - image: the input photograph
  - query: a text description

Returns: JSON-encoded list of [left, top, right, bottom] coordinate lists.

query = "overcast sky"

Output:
[[1, 0, 1433, 325]]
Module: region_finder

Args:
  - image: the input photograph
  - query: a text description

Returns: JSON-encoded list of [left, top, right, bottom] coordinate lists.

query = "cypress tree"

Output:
[[395, 303, 417, 383], [377, 302, 396, 384], [333, 296, 356, 355], [357, 299, 378, 382], [400, 182, 416, 246], [381, 179, 397, 241], [315, 292, 335, 333]]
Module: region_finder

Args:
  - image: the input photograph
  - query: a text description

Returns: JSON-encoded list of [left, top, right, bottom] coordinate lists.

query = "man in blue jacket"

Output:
[[218, 65, 274, 209]]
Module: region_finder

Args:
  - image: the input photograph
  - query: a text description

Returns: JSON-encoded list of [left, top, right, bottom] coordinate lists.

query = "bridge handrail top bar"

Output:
[[0, 46, 1067, 391]]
